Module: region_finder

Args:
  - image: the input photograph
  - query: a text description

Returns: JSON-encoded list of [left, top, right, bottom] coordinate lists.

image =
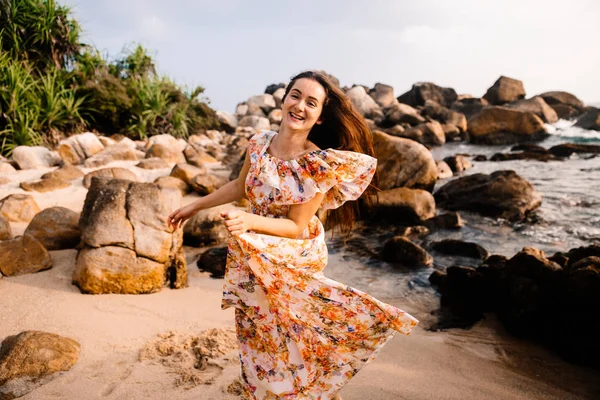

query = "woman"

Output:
[[168, 71, 418, 399]]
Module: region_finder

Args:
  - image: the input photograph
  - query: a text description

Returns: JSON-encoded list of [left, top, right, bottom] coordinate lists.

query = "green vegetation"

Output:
[[0, 0, 221, 156]]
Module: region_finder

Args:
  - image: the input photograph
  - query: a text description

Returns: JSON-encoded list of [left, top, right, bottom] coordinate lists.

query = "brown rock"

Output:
[[397, 82, 458, 108], [20, 177, 71, 193], [443, 155, 473, 172], [136, 157, 170, 169], [434, 170, 542, 221], [548, 143, 600, 157], [442, 124, 463, 142], [368, 83, 396, 108], [424, 212, 464, 230], [468, 106, 547, 145], [399, 121, 446, 146], [574, 108, 600, 131], [0, 331, 80, 399], [550, 104, 581, 120], [371, 187, 436, 224], [183, 146, 218, 167], [451, 97, 489, 120], [381, 236, 433, 267], [145, 143, 186, 164], [83, 145, 142, 168], [372, 130, 438, 191], [184, 204, 237, 246], [483, 76, 526, 105], [0, 194, 40, 223], [190, 174, 226, 196], [538, 91, 585, 110], [383, 102, 425, 126], [506, 247, 562, 281], [0, 235, 51, 276], [57, 132, 104, 165], [170, 163, 206, 185], [431, 239, 490, 259], [24, 207, 80, 250], [0, 215, 11, 240], [41, 164, 84, 181], [83, 168, 138, 189], [506, 97, 558, 123], [196, 247, 228, 278], [436, 161, 453, 179], [154, 176, 190, 196], [421, 101, 467, 132]]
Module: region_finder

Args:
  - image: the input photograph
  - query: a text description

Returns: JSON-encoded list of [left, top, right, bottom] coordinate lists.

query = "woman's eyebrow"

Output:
[[291, 88, 320, 103]]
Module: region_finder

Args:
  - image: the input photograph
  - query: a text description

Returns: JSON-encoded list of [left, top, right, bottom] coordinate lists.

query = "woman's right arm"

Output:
[[167, 152, 251, 229]]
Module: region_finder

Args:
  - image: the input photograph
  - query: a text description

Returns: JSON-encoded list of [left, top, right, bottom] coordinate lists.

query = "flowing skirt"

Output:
[[222, 216, 418, 399]]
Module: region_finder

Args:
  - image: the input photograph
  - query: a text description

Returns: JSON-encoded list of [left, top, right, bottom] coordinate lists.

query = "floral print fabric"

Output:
[[222, 131, 418, 399]]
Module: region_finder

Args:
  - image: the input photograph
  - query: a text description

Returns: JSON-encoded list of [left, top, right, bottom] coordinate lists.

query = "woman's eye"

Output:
[[308, 102, 316, 107]]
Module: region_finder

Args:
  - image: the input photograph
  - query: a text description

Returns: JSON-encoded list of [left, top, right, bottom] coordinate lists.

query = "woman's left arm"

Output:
[[221, 192, 325, 239]]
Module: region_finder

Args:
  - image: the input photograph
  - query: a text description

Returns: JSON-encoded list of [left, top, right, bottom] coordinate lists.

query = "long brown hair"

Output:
[[282, 70, 378, 236]]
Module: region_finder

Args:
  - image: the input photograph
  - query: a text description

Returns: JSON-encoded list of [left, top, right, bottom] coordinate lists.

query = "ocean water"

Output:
[[324, 118, 600, 317]]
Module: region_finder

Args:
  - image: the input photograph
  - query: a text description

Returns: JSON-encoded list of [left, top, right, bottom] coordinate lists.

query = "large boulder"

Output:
[[145, 144, 186, 164], [548, 143, 600, 157], [196, 247, 228, 278], [397, 121, 446, 146], [382, 102, 425, 126], [57, 132, 104, 165], [20, 177, 70, 193], [451, 97, 489, 120], [136, 157, 170, 170], [11, 146, 61, 170], [147, 134, 187, 153], [397, 82, 458, 108], [574, 108, 600, 131], [443, 155, 473, 173], [482, 76, 526, 105], [83, 168, 138, 189], [538, 91, 585, 112], [0, 331, 80, 399], [506, 97, 558, 123], [238, 115, 270, 130], [190, 174, 226, 196], [24, 207, 81, 250], [346, 86, 383, 120], [184, 145, 218, 167], [368, 83, 396, 108], [83, 143, 143, 168], [372, 130, 438, 191], [434, 170, 542, 221], [0, 215, 12, 240], [247, 94, 276, 115], [381, 236, 433, 268], [154, 176, 190, 196], [41, 164, 84, 181], [216, 111, 238, 133], [421, 101, 467, 132], [467, 106, 547, 145], [170, 163, 206, 186], [74, 177, 186, 294], [370, 187, 436, 225], [0, 235, 51, 276], [0, 194, 40, 223]]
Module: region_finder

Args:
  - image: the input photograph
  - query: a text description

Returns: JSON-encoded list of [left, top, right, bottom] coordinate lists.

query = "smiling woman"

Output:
[[168, 70, 418, 400]]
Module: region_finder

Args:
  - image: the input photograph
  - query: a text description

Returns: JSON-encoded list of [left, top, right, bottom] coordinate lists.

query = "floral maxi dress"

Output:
[[222, 131, 418, 399]]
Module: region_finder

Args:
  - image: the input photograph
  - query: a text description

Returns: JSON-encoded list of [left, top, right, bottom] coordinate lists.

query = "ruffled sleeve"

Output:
[[249, 131, 377, 210]]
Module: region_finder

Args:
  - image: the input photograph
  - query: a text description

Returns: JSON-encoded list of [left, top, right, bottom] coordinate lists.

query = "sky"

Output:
[[62, 0, 600, 112]]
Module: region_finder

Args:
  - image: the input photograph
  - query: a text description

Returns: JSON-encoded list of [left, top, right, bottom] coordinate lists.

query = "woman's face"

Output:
[[281, 78, 326, 131]]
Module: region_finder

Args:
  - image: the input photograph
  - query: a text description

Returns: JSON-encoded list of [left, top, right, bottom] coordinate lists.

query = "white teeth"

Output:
[[290, 112, 304, 120]]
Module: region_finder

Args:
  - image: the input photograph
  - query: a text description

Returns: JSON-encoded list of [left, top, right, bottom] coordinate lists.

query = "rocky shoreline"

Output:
[[1, 73, 600, 397]]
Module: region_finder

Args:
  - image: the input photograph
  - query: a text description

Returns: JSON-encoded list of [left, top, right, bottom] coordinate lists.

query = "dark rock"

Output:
[[505, 247, 562, 281], [381, 236, 433, 267], [451, 97, 489, 120], [197, 247, 228, 278], [483, 76, 526, 105], [421, 101, 467, 132], [548, 143, 600, 158], [574, 108, 600, 131], [397, 82, 457, 108], [538, 91, 585, 111], [431, 239, 490, 259], [443, 155, 472, 172], [424, 212, 464, 230], [265, 83, 285, 95], [434, 170, 542, 221]]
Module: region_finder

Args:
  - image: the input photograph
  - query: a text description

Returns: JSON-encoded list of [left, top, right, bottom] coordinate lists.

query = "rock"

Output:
[[564, 245, 600, 270], [399, 121, 445, 146], [235, 103, 249, 117], [147, 134, 187, 153], [197, 247, 228, 278], [370, 187, 436, 225], [247, 94, 276, 114], [443, 155, 473, 172], [190, 174, 226, 196], [381, 236, 433, 267], [550, 104, 581, 120], [397, 82, 458, 108], [538, 91, 585, 111], [451, 97, 489, 120], [136, 157, 170, 169], [145, 144, 186, 164], [184, 205, 237, 246], [98, 136, 116, 147], [245, 103, 266, 117], [57, 132, 104, 165], [467, 106, 547, 145], [11, 146, 61, 170], [368, 83, 396, 108], [0, 215, 11, 240], [511, 144, 548, 153], [436, 161, 453, 179], [83, 144, 143, 168], [0, 163, 17, 174], [24, 207, 80, 250], [74, 178, 185, 294], [170, 163, 206, 186], [270, 124, 280, 132], [421, 101, 467, 132], [41, 164, 84, 181], [489, 151, 558, 162], [238, 115, 271, 130], [382, 102, 425, 126], [0, 331, 80, 399], [570, 256, 600, 273], [548, 143, 600, 157], [424, 212, 464, 230], [506, 247, 562, 281], [431, 239, 490, 259], [434, 170, 542, 221], [268, 109, 283, 124], [0, 235, 51, 276], [83, 168, 138, 189], [154, 176, 190, 196], [346, 86, 383, 120], [272, 88, 286, 108], [20, 177, 70, 193], [216, 111, 238, 133], [574, 108, 600, 131], [184, 145, 218, 167], [482, 76, 526, 105], [381, 124, 406, 137], [0, 194, 40, 222], [265, 83, 286, 95], [441, 124, 463, 142], [473, 155, 487, 161], [395, 225, 430, 238], [506, 97, 558, 123], [372, 130, 438, 191]]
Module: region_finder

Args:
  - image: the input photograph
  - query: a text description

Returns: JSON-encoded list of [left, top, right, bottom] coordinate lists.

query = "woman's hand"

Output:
[[221, 210, 255, 236], [168, 203, 198, 229]]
